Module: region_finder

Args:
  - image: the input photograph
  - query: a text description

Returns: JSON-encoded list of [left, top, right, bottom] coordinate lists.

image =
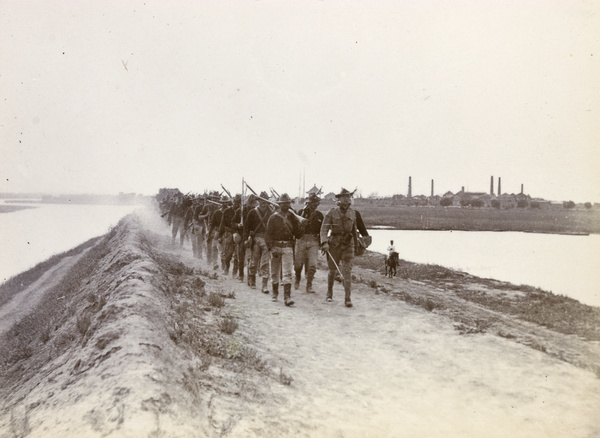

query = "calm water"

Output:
[[1, 202, 140, 284], [369, 229, 600, 307]]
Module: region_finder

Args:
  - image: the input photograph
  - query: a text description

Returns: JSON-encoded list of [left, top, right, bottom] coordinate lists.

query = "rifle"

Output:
[[253, 193, 306, 224], [221, 184, 232, 200], [244, 181, 258, 196], [244, 180, 275, 212]]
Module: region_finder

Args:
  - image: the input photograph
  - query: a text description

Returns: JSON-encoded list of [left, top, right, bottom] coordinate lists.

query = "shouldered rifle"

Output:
[[254, 193, 306, 224], [220, 184, 232, 200]]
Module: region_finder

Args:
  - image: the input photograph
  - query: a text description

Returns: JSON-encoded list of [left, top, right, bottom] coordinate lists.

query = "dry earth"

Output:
[[0, 209, 599, 438]]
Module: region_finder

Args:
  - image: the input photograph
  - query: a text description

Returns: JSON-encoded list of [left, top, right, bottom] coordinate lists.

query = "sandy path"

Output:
[[0, 251, 89, 337], [134, 212, 600, 437], [200, 262, 600, 438]]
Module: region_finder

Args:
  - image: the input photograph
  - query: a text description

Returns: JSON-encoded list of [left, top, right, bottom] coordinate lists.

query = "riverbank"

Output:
[[0, 205, 37, 214], [1, 211, 599, 437]]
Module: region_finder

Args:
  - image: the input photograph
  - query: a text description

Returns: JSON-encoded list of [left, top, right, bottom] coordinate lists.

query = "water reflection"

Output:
[[369, 229, 600, 307]]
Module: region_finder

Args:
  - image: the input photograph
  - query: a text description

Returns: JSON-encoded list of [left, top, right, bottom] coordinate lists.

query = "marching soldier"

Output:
[[294, 192, 324, 293], [245, 191, 273, 292], [186, 197, 209, 259], [319, 188, 369, 307], [219, 195, 239, 276], [233, 194, 257, 283], [209, 197, 226, 270], [199, 192, 218, 265], [266, 193, 301, 306], [168, 193, 192, 246]]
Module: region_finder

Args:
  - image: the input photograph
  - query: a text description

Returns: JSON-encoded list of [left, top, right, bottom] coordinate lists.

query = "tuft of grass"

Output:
[[208, 293, 225, 308], [76, 312, 92, 336], [39, 323, 52, 344], [278, 368, 293, 386], [220, 315, 239, 335]]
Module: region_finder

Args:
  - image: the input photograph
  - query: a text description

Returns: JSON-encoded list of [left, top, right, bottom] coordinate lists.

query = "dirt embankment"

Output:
[[1, 211, 599, 438]]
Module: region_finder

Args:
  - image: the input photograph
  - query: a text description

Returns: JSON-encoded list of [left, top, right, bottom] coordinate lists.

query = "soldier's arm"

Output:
[[265, 215, 275, 251], [319, 210, 333, 244]]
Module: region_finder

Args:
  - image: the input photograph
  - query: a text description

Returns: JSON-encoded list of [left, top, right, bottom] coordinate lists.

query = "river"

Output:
[[369, 229, 600, 308], [1, 201, 142, 284]]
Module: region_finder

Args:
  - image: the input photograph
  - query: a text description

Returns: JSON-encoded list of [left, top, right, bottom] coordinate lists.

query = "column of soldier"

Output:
[[156, 184, 370, 308]]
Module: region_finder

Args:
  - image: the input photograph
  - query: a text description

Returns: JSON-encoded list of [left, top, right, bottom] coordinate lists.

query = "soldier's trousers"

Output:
[[327, 244, 354, 296], [171, 217, 185, 246], [220, 231, 234, 270], [236, 242, 245, 278], [210, 230, 220, 266], [270, 246, 293, 286], [191, 225, 205, 258], [294, 234, 319, 277], [250, 236, 270, 279]]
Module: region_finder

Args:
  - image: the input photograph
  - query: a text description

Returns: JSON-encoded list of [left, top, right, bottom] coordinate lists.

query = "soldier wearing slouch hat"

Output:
[[319, 188, 369, 307], [266, 193, 301, 306], [294, 192, 323, 293], [245, 191, 273, 292]]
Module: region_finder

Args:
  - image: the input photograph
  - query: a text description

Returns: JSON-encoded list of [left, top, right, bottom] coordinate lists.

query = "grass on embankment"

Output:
[[352, 250, 600, 343], [0, 235, 105, 308]]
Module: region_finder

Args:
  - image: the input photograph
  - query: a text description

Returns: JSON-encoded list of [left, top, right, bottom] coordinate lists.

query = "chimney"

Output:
[[431, 179, 434, 197], [521, 184, 524, 194], [461, 186, 464, 193], [490, 176, 494, 196], [408, 176, 412, 198], [498, 177, 501, 197]]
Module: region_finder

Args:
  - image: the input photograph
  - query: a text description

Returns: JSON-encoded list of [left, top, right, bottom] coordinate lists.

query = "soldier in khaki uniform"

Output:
[[266, 193, 301, 306], [245, 191, 273, 292], [219, 195, 239, 276], [320, 188, 369, 307], [294, 193, 324, 293]]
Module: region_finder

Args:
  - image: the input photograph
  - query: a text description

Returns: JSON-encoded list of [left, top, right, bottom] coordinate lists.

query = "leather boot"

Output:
[[271, 283, 279, 301], [306, 272, 315, 293], [344, 280, 352, 307], [249, 274, 256, 289], [261, 277, 269, 294], [294, 269, 301, 290], [326, 271, 335, 302], [284, 284, 294, 306]]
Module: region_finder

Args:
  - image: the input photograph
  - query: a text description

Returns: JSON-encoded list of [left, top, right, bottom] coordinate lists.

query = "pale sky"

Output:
[[1, 0, 599, 202]]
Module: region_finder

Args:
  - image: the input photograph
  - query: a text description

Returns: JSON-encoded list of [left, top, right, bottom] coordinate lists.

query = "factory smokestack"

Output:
[[408, 176, 412, 198], [521, 184, 524, 194], [490, 176, 494, 196], [498, 177, 502, 197], [431, 179, 434, 197]]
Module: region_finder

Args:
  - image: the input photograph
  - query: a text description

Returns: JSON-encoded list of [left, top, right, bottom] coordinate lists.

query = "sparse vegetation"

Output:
[[279, 368, 293, 386], [220, 315, 239, 334], [208, 292, 225, 308]]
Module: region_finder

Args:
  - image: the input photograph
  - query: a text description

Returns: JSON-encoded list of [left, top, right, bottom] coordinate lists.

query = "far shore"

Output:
[[0, 205, 36, 214]]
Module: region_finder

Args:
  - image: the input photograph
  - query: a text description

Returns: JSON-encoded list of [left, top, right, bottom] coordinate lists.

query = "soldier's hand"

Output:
[[321, 243, 329, 254]]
